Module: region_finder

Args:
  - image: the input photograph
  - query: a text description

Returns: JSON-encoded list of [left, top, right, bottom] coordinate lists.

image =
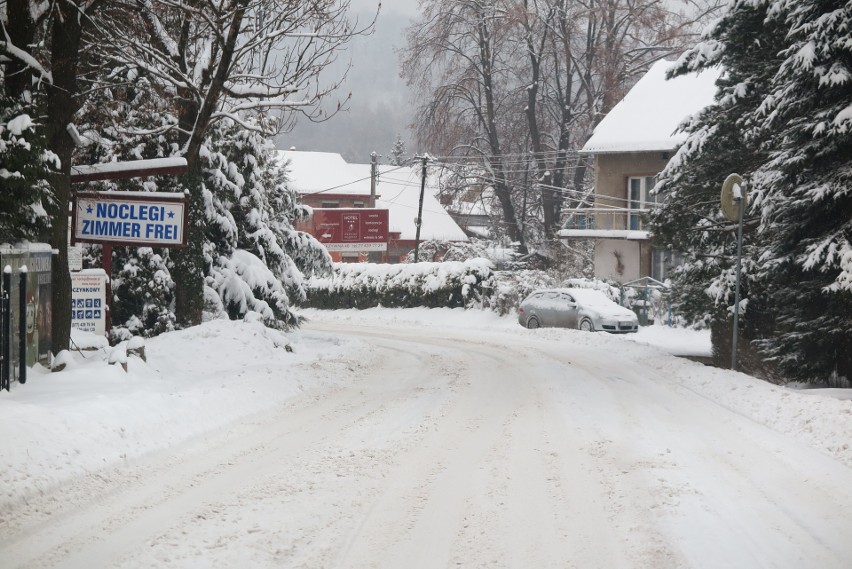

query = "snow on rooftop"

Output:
[[372, 165, 468, 242], [582, 60, 721, 154], [278, 150, 363, 196], [280, 150, 468, 242]]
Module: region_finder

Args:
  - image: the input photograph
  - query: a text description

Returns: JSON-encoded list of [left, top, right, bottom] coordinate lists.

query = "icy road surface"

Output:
[[2, 318, 852, 568]]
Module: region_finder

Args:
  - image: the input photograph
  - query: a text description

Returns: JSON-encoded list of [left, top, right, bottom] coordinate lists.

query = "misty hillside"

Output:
[[277, 8, 416, 163]]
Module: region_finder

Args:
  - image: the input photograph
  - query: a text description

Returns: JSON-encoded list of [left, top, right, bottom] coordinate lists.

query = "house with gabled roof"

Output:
[[559, 59, 720, 283], [279, 150, 468, 263]]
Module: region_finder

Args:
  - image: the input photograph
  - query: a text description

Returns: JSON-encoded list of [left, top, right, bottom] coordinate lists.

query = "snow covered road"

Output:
[[2, 314, 852, 568]]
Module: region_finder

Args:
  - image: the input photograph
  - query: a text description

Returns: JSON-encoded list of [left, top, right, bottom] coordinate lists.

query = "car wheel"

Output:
[[526, 316, 540, 329], [579, 318, 594, 332]]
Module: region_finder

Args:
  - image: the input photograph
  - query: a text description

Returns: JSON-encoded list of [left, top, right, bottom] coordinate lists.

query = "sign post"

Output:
[[71, 191, 188, 334], [721, 174, 748, 371]]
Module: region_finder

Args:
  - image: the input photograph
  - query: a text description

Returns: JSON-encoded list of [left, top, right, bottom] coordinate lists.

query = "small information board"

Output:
[[71, 270, 108, 336], [72, 191, 188, 248]]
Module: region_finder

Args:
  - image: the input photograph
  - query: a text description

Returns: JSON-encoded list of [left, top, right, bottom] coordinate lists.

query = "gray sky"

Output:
[[277, 0, 422, 162], [352, 0, 419, 17]]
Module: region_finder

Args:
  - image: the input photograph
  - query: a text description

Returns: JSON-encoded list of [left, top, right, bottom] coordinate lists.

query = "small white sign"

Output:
[[71, 270, 108, 336], [74, 193, 186, 247], [68, 245, 83, 271], [324, 242, 388, 252]]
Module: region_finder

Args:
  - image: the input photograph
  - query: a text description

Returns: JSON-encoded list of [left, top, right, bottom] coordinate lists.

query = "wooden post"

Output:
[[370, 152, 378, 208], [103, 244, 112, 335], [414, 156, 428, 263], [18, 269, 27, 384]]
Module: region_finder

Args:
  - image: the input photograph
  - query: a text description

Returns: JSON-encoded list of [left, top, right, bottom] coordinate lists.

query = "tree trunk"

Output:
[[171, 168, 206, 327], [45, 2, 85, 353], [170, 0, 249, 327], [477, 19, 526, 252]]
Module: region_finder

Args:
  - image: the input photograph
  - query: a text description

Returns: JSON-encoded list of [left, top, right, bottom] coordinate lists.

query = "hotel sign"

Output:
[[312, 208, 389, 252], [72, 191, 188, 247]]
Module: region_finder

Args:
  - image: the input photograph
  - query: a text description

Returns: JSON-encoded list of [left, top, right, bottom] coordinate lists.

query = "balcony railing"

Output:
[[561, 207, 653, 232]]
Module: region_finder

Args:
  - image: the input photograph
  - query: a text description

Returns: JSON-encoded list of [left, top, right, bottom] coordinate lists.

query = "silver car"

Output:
[[517, 288, 639, 333]]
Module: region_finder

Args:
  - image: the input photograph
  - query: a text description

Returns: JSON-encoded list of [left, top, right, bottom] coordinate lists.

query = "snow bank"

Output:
[[0, 318, 350, 509]]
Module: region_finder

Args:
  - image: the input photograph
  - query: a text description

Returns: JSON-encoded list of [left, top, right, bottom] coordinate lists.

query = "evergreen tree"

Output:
[[74, 70, 330, 337], [748, 0, 852, 381], [652, 0, 785, 375], [0, 93, 56, 241], [74, 69, 183, 340], [201, 116, 331, 329], [652, 0, 852, 382], [389, 133, 406, 166]]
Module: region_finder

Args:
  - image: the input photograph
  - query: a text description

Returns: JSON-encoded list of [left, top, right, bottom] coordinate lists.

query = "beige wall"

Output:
[[593, 151, 670, 229], [593, 238, 653, 283]]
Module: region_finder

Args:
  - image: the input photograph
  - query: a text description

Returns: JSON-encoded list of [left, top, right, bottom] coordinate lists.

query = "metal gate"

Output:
[[1, 265, 8, 390], [1, 252, 33, 391]]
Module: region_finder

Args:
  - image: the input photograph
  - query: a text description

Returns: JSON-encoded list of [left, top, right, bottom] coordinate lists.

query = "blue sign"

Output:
[[73, 192, 187, 247]]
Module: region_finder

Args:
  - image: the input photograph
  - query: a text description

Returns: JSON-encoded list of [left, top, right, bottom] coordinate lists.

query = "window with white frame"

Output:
[[627, 176, 658, 230]]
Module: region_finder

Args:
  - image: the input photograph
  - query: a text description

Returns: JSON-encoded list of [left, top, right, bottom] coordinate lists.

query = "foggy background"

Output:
[[275, 1, 421, 164]]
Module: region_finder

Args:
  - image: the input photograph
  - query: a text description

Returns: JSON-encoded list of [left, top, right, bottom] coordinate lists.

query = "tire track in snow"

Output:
[[4, 321, 852, 569], [1, 339, 453, 569]]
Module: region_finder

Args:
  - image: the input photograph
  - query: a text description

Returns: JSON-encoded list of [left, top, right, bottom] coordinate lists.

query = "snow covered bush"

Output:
[[304, 259, 496, 310], [109, 248, 175, 342], [487, 270, 557, 315], [404, 240, 488, 263]]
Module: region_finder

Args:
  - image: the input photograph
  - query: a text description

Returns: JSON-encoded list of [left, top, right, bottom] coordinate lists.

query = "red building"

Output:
[[282, 151, 469, 263]]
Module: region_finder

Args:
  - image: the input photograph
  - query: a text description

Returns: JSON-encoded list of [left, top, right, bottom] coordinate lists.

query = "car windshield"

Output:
[[565, 289, 618, 308]]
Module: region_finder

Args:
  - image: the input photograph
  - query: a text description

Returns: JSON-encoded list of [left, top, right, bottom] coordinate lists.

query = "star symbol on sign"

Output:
[[86, 205, 93, 214], [168, 211, 175, 219]]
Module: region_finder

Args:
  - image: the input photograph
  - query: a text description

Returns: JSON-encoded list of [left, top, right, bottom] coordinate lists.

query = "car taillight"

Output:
[[518, 307, 524, 313]]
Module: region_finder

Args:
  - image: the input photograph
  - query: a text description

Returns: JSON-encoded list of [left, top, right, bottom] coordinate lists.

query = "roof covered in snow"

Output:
[[280, 151, 468, 242], [371, 165, 469, 242], [581, 60, 721, 154], [278, 150, 360, 195]]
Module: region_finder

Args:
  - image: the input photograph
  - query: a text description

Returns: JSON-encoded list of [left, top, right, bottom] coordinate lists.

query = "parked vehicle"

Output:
[[517, 288, 639, 333]]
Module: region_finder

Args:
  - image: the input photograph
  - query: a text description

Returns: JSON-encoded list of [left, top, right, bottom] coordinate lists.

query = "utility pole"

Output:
[[414, 155, 428, 263], [370, 152, 378, 208]]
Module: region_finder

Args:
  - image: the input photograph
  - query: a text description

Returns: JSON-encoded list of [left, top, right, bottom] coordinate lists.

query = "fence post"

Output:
[[2, 267, 10, 390], [18, 268, 27, 384]]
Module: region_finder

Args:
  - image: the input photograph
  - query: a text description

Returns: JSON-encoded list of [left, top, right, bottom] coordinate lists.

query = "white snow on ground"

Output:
[[1, 308, 851, 568]]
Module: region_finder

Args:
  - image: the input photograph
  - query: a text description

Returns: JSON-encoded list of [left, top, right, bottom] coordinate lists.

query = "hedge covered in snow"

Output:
[[301, 260, 646, 317], [303, 259, 496, 310]]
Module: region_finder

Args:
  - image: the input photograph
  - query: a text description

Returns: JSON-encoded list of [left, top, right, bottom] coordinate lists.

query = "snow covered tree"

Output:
[[74, 65, 331, 334], [73, 67, 184, 340], [99, 0, 372, 328], [1, 0, 110, 351], [201, 115, 331, 328], [651, 0, 785, 375], [0, 93, 56, 240], [747, 0, 852, 382], [652, 0, 852, 382], [389, 133, 406, 166]]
